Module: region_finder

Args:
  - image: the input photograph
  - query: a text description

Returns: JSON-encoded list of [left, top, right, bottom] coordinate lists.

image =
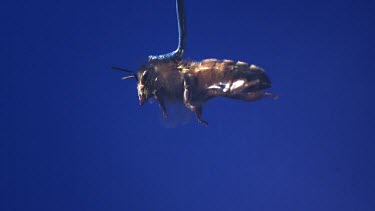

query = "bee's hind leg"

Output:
[[230, 92, 278, 102]]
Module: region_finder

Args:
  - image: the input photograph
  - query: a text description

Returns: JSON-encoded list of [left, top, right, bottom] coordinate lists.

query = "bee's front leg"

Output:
[[153, 90, 168, 117]]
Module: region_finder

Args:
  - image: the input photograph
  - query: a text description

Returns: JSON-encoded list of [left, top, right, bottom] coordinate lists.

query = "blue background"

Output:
[[2, 0, 374, 210]]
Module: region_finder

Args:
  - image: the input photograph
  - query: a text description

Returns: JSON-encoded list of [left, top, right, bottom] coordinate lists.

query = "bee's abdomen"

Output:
[[182, 58, 271, 103], [191, 58, 269, 86]]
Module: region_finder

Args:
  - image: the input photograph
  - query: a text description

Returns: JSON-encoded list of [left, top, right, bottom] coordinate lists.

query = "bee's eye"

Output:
[[141, 70, 149, 84]]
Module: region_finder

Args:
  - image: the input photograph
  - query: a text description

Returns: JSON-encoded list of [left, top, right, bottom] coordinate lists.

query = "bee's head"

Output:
[[137, 67, 155, 106], [112, 63, 158, 106]]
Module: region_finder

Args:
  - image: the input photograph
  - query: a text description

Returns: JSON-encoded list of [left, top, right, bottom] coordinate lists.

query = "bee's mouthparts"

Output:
[[139, 97, 145, 106]]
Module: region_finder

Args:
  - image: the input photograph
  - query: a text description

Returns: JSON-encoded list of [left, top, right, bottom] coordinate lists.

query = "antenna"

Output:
[[112, 66, 138, 81]]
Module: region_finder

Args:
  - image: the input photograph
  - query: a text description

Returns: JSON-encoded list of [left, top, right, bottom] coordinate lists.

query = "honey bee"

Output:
[[113, 0, 277, 126]]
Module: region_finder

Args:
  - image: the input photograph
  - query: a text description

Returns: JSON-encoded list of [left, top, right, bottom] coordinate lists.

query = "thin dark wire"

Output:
[[148, 0, 186, 61]]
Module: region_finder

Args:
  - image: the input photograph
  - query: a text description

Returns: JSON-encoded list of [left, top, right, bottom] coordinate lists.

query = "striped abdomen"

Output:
[[180, 58, 272, 104]]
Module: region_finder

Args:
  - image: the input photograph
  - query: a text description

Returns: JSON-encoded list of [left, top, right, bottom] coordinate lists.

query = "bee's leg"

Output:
[[193, 106, 208, 126], [183, 88, 192, 109], [263, 92, 279, 100], [154, 90, 168, 117], [183, 78, 194, 110], [231, 92, 278, 101], [228, 79, 278, 101], [183, 87, 208, 126]]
